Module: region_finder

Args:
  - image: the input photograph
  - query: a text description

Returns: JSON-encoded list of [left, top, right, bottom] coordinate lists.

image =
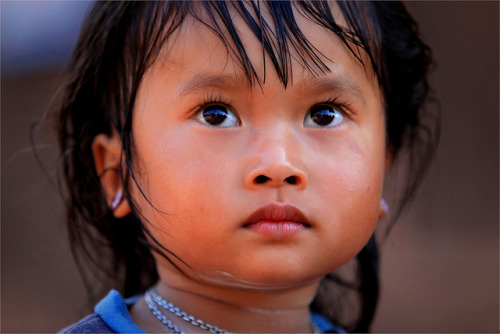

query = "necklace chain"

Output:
[[145, 292, 184, 334], [146, 288, 235, 334], [145, 287, 322, 334]]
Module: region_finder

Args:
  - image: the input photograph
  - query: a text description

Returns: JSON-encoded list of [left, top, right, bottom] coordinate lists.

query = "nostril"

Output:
[[255, 175, 270, 184], [285, 176, 297, 184]]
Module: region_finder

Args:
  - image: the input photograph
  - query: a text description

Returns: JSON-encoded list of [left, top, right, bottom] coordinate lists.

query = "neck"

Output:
[[151, 272, 322, 333]]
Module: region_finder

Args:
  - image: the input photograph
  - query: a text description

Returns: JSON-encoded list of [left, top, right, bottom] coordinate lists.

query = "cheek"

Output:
[[314, 135, 384, 206], [311, 137, 384, 259], [144, 159, 225, 217], [130, 158, 233, 267], [131, 132, 239, 236]]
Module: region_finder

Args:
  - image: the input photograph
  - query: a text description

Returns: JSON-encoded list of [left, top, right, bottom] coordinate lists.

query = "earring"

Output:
[[379, 198, 389, 219], [111, 190, 124, 210]]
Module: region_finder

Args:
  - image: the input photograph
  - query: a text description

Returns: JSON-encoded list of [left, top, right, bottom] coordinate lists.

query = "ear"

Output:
[[92, 133, 131, 218]]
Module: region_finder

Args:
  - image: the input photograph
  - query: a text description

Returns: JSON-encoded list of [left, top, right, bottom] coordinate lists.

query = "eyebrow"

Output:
[[177, 71, 366, 103], [303, 74, 365, 104], [177, 73, 246, 97]]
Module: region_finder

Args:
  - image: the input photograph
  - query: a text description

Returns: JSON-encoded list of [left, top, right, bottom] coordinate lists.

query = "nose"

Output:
[[246, 166, 307, 190], [244, 134, 308, 191]]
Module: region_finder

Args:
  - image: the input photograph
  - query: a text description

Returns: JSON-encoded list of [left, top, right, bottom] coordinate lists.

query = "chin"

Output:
[[200, 264, 330, 291]]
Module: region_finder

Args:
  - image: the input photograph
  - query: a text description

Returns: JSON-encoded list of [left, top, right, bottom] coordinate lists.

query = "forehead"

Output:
[[151, 1, 378, 96]]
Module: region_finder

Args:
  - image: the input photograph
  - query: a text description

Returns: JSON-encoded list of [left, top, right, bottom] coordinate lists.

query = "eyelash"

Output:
[[192, 93, 233, 115], [191, 94, 353, 121], [313, 97, 353, 117]]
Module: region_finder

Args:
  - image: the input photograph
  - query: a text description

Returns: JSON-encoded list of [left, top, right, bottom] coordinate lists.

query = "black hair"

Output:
[[50, 1, 439, 332]]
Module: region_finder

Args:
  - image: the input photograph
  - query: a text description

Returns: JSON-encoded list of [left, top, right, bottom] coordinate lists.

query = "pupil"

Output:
[[311, 107, 335, 125], [203, 106, 227, 125]]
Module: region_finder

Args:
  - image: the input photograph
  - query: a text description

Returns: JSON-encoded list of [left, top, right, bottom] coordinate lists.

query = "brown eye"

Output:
[[304, 105, 344, 127], [197, 105, 240, 127]]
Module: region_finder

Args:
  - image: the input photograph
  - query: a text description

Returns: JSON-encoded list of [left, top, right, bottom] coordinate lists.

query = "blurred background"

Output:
[[1, 1, 498, 332]]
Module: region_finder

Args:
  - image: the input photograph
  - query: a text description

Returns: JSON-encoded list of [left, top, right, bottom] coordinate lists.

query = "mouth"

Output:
[[243, 203, 311, 239]]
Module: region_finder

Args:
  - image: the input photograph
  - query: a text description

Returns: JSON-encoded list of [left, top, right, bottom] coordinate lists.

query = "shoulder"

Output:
[[59, 313, 114, 333], [94, 290, 145, 333], [60, 290, 145, 334]]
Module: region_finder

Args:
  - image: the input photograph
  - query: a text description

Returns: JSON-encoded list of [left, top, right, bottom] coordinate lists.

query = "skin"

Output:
[[93, 5, 388, 333]]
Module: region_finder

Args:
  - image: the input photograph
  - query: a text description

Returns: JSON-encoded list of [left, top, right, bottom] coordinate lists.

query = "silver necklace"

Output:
[[145, 287, 322, 334], [146, 288, 235, 334], [145, 292, 184, 334]]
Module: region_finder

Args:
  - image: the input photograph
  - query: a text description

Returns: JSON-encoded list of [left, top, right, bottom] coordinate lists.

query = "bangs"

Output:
[[140, 1, 381, 89]]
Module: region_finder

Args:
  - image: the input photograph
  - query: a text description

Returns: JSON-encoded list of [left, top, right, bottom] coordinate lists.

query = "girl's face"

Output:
[[129, 8, 386, 290]]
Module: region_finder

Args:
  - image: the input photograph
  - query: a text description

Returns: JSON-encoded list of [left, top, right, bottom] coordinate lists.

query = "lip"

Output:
[[243, 203, 311, 239]]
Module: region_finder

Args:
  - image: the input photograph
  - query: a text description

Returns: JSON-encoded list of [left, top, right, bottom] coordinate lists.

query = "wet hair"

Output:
[[50, 1, 439, 332]]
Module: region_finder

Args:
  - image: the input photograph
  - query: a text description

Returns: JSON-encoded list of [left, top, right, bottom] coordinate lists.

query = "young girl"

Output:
[[54, 1, 438, 333]]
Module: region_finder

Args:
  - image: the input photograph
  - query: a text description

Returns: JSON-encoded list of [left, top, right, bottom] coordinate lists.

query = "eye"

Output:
[[303, 105, 345, 127], [196, 105, 240, 127]]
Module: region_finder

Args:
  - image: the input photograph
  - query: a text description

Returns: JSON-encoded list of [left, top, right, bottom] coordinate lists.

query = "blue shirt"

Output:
[[61, 290, 346, 333], [95, 290, 145, 333]]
